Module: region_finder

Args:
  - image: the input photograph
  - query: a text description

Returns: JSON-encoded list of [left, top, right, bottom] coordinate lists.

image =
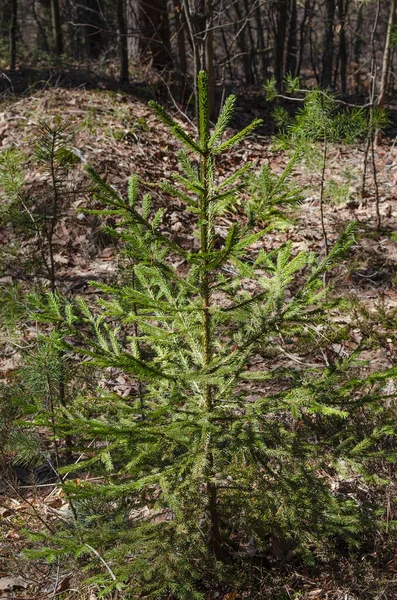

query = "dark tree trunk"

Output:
[[9, 0, 17, 70], [273, 0, 288, 88], [354, 2, 364, 94], [234, 1, 254, 85], [34, 0, 51, 52], [338, 0, 348, 94], [286, 0, 297, 76], [321, 0, 336, 88], [255, 2, 268, 79], [77, 0, 104, 58], [182, 0, 215, 117], [50, 0, 63, 56], [378, 0, 397, 109], [172, 0, 187, 74], [117, 0, 129, 82], [140, 0, 172, 69], [295, 0, 310, 78]]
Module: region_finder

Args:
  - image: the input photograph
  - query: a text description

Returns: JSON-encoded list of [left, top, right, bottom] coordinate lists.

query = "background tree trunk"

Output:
[[338, 0, 348, 95], [9, 0, 17, 70], [172, 0, 187, 74], [286, 0, 298, 76], [140, 0, 172, 69], [321, 0, 336, 88], [77, 0, 104, 58], [182, 0, 215, 117], [126, 0, 140, 61], [50, 0, 63, 56], [117, 0, 129, 82], [378, 0, 397, 109], [273, 0, 288, 88]]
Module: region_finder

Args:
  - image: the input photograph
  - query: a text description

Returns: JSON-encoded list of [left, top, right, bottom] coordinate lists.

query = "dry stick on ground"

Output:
[[319, 136, 329, 258], [371, 135, 381, 231], [6, 480, 56, 534]]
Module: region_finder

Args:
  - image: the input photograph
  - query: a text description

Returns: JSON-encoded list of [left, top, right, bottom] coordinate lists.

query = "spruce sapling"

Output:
[[26, 72, 397, 598]]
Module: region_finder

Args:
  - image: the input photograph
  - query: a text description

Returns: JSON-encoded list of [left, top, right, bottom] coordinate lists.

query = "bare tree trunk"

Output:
[[286, 0, 297, 76], [140, 0, 172, 69], [172, 0, 187, 74], [242, 0, 258, 83], [273, 0, 288, 88], [254, 2, 268, 79], [77, 0, 104, 58], [377, 0, 397, 140], [338, 0, 348, 95], [34, 0, 51, 53], [354, 2, 363, 94], [234, 1, 254, 85], [295, 0, 310, 78], [50, 0, 63, 56], [321, 0, 336, 88], [9, 0, 17, 70], [117, 0, 129, 83], [126, 0, 140, 61], [182, 0, 215, 118]]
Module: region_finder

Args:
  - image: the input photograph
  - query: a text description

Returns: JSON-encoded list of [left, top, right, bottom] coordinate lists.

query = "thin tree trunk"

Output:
[[242, 0, 258, 83], [9, 0, 17, 70], [234, 1, 253, 85], [354, 3, 363, 94], [182, 0, 214, 119], [338, 0, 348, 95], [377, 0, 397, 141], [254, 2, 268, 79], [273, 0, 288, 88], [140, 0, 172, 68], [172, 0, 187, 74], [319, 137, 329, 257], [205, 0, 214, 113], [286, 0, 297, 76], [321, 0, 336, 88], [117, 0, 129, 83], [50, 0, 63, 56], [200, 116, 224, 561], [295, 0, 310, 78], [360, 0, 380, 199]]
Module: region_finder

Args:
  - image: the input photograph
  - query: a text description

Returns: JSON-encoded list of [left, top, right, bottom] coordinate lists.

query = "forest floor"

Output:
[[0, 84, 396, 599]]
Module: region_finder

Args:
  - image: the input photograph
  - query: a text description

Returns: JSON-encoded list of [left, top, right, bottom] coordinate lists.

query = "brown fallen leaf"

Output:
[[223, 592, 237, 600]]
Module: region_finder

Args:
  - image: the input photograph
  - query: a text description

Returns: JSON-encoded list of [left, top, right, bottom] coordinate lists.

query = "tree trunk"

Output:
[[126, 0, 140, 61], [117, 0, 129, 83], [354, 2, 364, 94], [77, 0, 104, 58], [9, 0, 17, 70], [140, 0, 172, 69], [273, 0, 288, 89], [182, 0, 215, 118], [321, 0, 336, 88], [295, 0, 310, 78], [254, 2, 268, 79], [50, 0, 63, 56], [34, 0, 51, 53], [172, 0, 187, 74], [286, 0, 297, 76], [338, 0, 348, 95], [378, 0, 397, 110], [234, 1, 253, 85]]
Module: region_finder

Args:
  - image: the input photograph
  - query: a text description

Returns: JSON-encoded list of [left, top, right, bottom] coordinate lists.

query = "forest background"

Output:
[[0, 1, 397, 599]]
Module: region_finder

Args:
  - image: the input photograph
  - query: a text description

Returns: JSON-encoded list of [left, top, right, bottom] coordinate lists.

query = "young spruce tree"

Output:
[[28, 72, 397, 598]]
